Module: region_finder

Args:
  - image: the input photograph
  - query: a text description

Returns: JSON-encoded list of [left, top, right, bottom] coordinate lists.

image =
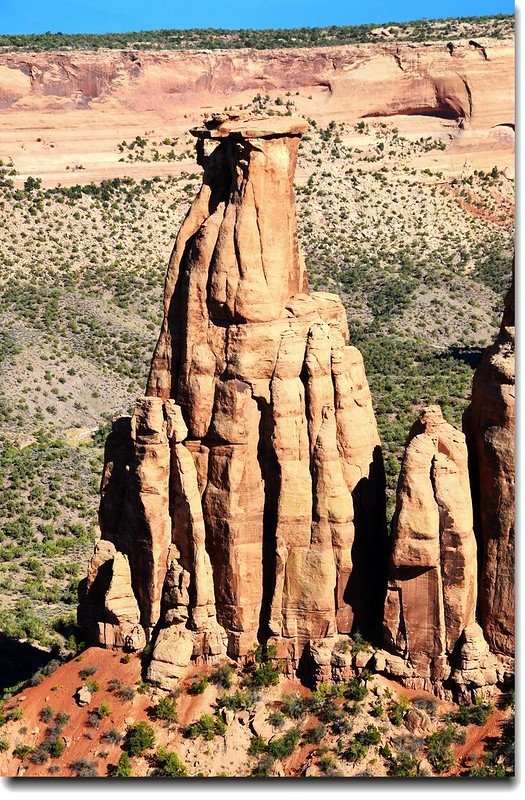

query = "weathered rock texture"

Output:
[[463, 268, 515, 664], [382, 406, 498, 698], [79, 114, 387, 684]]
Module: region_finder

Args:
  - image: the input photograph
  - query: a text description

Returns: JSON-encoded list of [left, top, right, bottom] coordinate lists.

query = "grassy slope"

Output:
[[0, 93, 514, 648]]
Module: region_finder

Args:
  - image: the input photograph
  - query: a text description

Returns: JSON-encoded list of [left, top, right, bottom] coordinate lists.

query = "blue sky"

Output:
[[0, 0, 515, 35]]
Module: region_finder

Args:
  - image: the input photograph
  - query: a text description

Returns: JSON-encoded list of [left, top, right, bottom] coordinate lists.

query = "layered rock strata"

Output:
[[79, 114, 387, 684], [463, 269, 515, 666], [381, 407, 497, 698]]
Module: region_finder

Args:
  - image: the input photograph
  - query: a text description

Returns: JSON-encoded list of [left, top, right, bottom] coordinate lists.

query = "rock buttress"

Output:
[[381, 407, 497, 699], [79, 114, 387, 684], [463, 270, 515, 667]]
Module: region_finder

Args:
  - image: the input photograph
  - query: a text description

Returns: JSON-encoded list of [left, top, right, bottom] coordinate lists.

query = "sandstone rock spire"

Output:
[[79, 114, 387, 684], [463, 268, 515, 665], [382, 407, 497, 697]]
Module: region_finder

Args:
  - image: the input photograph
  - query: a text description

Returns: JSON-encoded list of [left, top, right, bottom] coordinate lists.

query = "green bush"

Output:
[[280, 692, 307, 719], [342, 739, 368, 763], [124, 721, 155, 756], [112, 752, 132, 777], [152, 747, 187, 777], [39, 705, 54, 723], [454, 699, 493, 726], [248, 735, 267, 756], [188, 675, 209, 695], [210, 662, 235, 689], [151, 696, 178, 723], [267, 727, 300, 760], [426, 724, 462, 773], [183, 713, 226, 741]]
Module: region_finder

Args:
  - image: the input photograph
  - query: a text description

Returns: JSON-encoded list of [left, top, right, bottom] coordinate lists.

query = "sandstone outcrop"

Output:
[[463, 269, 515, 665], [382, 406, 497, 698], [79, 114, 387, 683]]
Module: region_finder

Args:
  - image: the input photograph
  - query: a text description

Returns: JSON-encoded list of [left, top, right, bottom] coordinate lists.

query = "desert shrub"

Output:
[[183, 714, 226, 740], [268, 710, 285, 729], [188, 675, 209, 695], [102, 728, 122, 744], [280, 692, 307, 719], [267, 727, 300, 760], [248, 661, 280, 688], [13, 744, 34, 759], [8, 705, 24, 721], [151, 696, 178, 723], [342, 739, 368, 763], [251, 753, 276, 777], [0, 737, 9, 752], [248, 735, 267, 756], [108, 679, 135, 701], [350, 632, 372, 655], [345, 678, 367, 701], [79, 666, 97, 680], [426, 724, 463, 773], [412, 696, 437, 717], [97, 700, 110, 718], [39, 705, 54, 723], [454, 699, 493, 726], [386, 751, 419, 777], [152, 747, 187, 778], [318, 753, 337, 775], [217, 689, 258, 710], [124, 721, 155, 756], [388, 695, 410, 726], [70, 758, 98, 777], [55, 711, 71, 725], [303, 723, 326, 744], [30, 749, 48, 764], [48, 738, 64, 758], [111, 752, 132, 777], [357, 724, 381, 746], [210, 662, 235, 689]]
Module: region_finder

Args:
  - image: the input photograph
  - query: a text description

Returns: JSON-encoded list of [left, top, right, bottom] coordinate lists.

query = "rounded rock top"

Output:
[[190, 112, 309, 139]]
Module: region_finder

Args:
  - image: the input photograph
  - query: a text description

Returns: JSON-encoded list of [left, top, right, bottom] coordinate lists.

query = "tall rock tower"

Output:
[[463, 268, 515, 671], [78, 114, 387, 686]]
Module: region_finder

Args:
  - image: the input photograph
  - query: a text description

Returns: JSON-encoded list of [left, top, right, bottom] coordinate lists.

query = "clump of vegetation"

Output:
[[244, 644, 281, 688], [452, 698, 493, 726], [188, 675, 209, 695], [108, 679, 135, 701], [152, 747, 187, 778], [425, 723, 464, 773], [110, 752, 132, 778], [209, 662, 236, 689], [182, 713, 226, 741], [70, 758, 98, 777], [217, 689, 258, 710], [151, 695, 178, 723], [124, 721, 156, 756]]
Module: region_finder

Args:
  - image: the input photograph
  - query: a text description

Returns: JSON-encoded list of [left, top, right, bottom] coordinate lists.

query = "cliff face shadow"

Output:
[[444, 345, 484, 369], [0, 633, 53, 692]]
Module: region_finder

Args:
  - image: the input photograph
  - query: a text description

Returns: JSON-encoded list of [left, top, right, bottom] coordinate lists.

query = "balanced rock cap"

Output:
[[190, 112, 309, 139]]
